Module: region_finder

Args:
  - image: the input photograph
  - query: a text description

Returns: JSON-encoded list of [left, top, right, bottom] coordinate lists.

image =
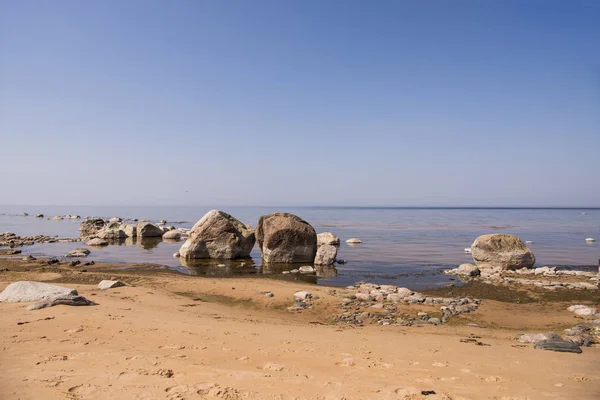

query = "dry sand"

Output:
[[0, 259, 599, 400]]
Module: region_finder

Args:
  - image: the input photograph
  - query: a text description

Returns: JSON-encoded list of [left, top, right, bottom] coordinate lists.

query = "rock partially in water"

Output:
[[256, 213, 316, 263], [345, 238, 362, 244], [163, 230, 182, 240], [86, 238, 108, 246], [137, 221, 164, 238], [534, 339, 582, 354], [471, 234, 535, 270], [179, 210, 255, 259], [457, 263, 480, 277], [314, 244, 337, 265], [66, 248, 91, 258], [317, 232, 340, 246], [80, 218, 106, 238]]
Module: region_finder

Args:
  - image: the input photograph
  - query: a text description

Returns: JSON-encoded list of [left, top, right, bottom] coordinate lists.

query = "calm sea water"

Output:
[[1, 206, 599, 289]]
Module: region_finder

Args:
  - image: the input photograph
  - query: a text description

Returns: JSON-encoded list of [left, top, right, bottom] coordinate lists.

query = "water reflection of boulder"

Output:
[[139, 237, 162, 250], [104, 237, 136, 246], [180, 258, 257, 277], [316, 264, 338, 278]]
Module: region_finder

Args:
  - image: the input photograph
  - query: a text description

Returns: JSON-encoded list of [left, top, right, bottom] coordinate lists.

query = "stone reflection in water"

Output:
[[260, 263, 319, 284], [139, 237, 162, 250], [179, 258, 258, 277], [316, 264, 338, 278], [106, 237, 136, 246]]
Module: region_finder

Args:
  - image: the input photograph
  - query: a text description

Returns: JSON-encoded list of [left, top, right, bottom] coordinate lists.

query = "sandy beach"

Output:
[[1, 258, 599, 400]]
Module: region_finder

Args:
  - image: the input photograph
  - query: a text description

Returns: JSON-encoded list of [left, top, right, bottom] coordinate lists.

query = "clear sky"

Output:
[[1, 0, 599, 207]]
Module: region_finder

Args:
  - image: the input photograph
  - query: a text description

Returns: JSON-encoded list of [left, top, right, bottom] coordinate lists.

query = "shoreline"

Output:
[[1, 256, 600, 399]]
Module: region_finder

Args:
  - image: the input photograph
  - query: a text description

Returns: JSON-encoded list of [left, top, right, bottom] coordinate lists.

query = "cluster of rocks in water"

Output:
[[0, 232, 79, 248]]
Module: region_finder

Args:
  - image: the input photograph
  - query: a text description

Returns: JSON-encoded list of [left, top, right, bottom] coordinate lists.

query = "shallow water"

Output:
[[1, 206, 599, 288]]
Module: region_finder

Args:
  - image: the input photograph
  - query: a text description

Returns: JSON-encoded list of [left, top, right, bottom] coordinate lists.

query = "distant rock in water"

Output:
[[471, 234, 535, 270], [137, 221, 164, 238], [317, 232, 340, 246], [80, 218, 106, 238], [178, 210, 255, 259], [66, 248, 91, 258], [86, 238, 108, 246], [35, 214, 44, 218], [345, 238, 362, 244], [256, 213, 317, 263]]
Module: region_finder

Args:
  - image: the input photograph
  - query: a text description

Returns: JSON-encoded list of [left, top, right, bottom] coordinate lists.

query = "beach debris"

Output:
[[314, 244, 338, 266], [294, 291, 312, 301], [179, 210, 255, 259], [567, 305, 597, 317], [317, 232, 340, 246], [345, 238, 362, 244], [585, 238, 595, 243], [471, 234, 535, 270], [0, 281, 77, 303], [66, 248, 91, 258], [533, 339, 582, 354], [98, 280, 127, 290], [86, 238, 109, 246], [27, 294, 97, 310], [257, 213, 317, 263], [518, 333, 561, 343]]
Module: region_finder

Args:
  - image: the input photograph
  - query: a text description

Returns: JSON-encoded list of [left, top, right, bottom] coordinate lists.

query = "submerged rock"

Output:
[[178, 210, 255, 259], [86, 238, 108, 246], [345, 238, 362, 244], [471, 234, 535, 270], [256, 213, 317, 263]]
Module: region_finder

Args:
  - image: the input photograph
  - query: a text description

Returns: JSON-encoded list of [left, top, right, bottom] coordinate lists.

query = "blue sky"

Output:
[[1, 0, 599, 207]]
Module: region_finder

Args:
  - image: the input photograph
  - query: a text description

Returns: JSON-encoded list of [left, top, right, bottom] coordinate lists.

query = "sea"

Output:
[[1, 206, 599, 289]]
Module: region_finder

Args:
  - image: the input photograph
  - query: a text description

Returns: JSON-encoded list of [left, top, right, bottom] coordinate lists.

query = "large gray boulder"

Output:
[[178, 210, 255, 259], [256, 213, 317, 263], [471, 234, 535, 270], [317, 232, 340, 246], [0, 281, 78, 302], [80, 218, 106, 237], [137, 221, 164, 238], [314, 244, 338, 265], [96, 222, 128, 239]]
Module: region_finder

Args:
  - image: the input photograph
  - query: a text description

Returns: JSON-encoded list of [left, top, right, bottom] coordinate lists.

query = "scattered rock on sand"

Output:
[[86, 238, 109, 246], [534, 339, 582, 354], [471, 234, 535, 270], [137, 221, 164, 238], [317, 232, 340, 246], [314, 244, 338, 265], [519, 333, 562, 343], [27, 294, 97, 310], [66, 248, 91, 258], [567, 305, 597, 317], [345, 238, 362, 244], [0, 281, 77, 303], [256, 213, 317, 263], [294, 291, 312, 301], [178, 210, 255, 259], [98, 280, 126, 290]]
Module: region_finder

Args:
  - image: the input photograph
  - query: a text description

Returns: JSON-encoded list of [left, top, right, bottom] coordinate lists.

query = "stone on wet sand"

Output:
[[86, 238, 109, 246], [314, 244, 338, 265], [317, 232, 340, 246], [0, 281, 78, 303], [178, 210, 255, 259], [137, 221, 164, 238], [66, 248, 91, 258], [26, 294, 97, 310], [293, 291, 312, 301], [471, 234, 535, 270], [533, 339, 582, 354], [256, 213, 316, 263], [519, 333, 562, 343], [567, 305, 597, 317], [98, 280, 127, 290]]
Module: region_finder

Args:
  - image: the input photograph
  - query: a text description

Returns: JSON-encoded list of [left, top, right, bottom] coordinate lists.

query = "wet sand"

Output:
[[1, 257, 599, 399]]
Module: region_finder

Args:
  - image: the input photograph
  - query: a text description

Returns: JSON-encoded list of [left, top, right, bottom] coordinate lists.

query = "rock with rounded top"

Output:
[[314, 244, 337, 265], [457, 263, 480, 277], [98, 280, 126, 290], [345, 238, 362, 244], [86, 238, 109, 246], [471, 234, 535, 270], [51, 216, 63, 220], [178, 210, 255, 259], [317, 232, 340, 246], [80, 218, 106, 238], [567, 305, 597, 317], [294, 291, 312, 301], [519, 333, 561, 343], [119, 224, 137, 238], [35, 214, 44, 218], [163, 230, 182, 240], [0, 281, 78, 302], [256, 213, 317, 263], [66, 248, 91, 257], [137, 221, 164, 238], [96, 222, 128, 239]]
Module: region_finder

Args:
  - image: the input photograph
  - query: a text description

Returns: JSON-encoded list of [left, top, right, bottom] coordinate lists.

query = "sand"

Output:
[[0, 259, 599, 399]]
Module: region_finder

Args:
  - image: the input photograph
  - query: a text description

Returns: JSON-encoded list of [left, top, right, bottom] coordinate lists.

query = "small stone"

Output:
[[98, 280, 126, 290], [345, 238, 362, 244], [428, 318, 441, 325], [298, 266, 315, 273], [293, 291, 312, 301], [265, 292, 274, 298]]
